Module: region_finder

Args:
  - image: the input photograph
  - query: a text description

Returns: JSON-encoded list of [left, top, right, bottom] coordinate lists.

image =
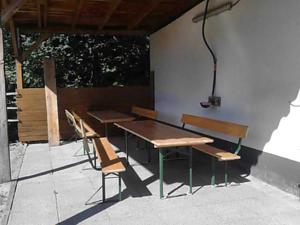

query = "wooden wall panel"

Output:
[[58, 86, 153, 139], [17, 88, 48, 142], [17, 86, 153, 142]]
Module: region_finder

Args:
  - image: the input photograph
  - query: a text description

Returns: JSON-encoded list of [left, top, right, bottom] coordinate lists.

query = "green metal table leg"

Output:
[[102, 173, 106, 202], [189, 147, 193, 194], [211, 157, 216, 186], [159, 148, 164, 199], [125, 131, 129, 165], [118, 173, 122, 201], [224, 161, 228, 186]]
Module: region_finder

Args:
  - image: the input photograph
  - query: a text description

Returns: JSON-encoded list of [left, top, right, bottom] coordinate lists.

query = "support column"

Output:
[[16, 59, 23, 89], [44, 58, 60, 146], [0, 28, 11, 183]]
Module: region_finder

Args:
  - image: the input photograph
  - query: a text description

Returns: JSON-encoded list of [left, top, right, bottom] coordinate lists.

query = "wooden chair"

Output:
[[65, 109, 82, 141], [181, 114, 248, 186], [131, 106, 158, 120], [80, 119, 126, 202]]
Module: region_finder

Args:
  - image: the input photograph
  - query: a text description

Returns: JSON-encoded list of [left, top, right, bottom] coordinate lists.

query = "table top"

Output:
[[88, 110, 135, 123], [114, 120, 213, 148]]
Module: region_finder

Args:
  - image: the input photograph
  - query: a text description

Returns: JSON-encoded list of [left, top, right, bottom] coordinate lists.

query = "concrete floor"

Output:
[[7, 137, 300, 225]]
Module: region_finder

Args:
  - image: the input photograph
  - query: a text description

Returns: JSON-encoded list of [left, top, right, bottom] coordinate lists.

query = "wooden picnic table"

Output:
[[88, 110, 135, 137], [114, 120, 213, 199]]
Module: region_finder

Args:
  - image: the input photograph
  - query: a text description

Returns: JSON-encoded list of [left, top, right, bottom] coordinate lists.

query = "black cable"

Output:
[[202, 0, 217, 96]]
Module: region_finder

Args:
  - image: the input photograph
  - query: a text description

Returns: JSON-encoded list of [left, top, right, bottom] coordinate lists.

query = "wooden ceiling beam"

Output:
[[36, 0, 48, 27], [72, 0, 84, 29], [1, 0, 27, 25], [127, 0, 162, 30], [42, 0, 48, 27], [98, 0, 122, 30], [37, 0, 42, 27], [19, 26, 147, 36]]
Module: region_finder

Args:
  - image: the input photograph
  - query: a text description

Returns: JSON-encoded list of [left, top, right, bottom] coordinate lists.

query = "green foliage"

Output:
[[4, 31, 150, 89]]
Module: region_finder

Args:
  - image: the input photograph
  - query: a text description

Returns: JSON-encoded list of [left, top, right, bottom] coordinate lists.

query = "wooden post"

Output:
[[0, 28, 11, 183], [16, 59, 23, 89], [44, 58, 60, 146]]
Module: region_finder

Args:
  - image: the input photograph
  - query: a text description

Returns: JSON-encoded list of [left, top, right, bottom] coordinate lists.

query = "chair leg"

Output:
[[211, 157, 216, 186], [102, 173, 106, 202], [118, 173, 122, 201], [224, 161, 228, 186]]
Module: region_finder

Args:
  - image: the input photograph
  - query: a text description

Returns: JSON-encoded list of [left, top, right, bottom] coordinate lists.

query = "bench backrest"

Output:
[[181, 114, 248, 139], [65, 109, 76, 127], [65, 109, 82, 136], [78, 119, 90, 153], [132, 106, 158, 120]]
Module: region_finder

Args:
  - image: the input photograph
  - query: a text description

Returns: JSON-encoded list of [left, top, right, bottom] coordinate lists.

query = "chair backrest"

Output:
[[80, 119, 91, 153], [65, 109, 76, 127], [181, 114, 248, 139], [131, 106, 158, 120]]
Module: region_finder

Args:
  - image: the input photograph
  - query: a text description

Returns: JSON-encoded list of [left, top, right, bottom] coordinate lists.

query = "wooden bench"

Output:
[[132, 106, 158, 120], [80, 119, 126, 202], [181, 114, 248, 186]]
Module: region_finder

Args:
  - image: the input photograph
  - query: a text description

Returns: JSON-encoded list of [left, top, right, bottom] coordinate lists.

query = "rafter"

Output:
[[98, 0, 122, 30], [37, 0, 42, 27], [1, 0, 27, 25], [72, 0, 84, 29], [42, 0, 48, 27], [127, 0, 161, 30]]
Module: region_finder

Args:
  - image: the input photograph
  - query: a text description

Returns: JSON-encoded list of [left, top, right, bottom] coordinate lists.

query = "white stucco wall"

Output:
[[150, 0, 300, 162]]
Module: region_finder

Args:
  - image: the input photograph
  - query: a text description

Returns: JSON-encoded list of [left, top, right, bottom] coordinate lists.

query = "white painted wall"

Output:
[[150, 0, 300, 162]]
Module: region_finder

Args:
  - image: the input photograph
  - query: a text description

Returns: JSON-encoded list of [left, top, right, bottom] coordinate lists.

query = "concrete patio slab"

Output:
[[7, 137, 300, 225]]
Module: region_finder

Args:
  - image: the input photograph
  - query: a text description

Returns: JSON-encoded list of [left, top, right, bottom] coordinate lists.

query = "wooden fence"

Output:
[[17, 86, 153, 142]]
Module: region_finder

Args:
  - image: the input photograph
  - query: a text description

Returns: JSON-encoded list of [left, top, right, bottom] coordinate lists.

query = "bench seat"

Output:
[[93, 137, 126, 174], [193, 144, 241, 161], [181, 113, 248, 186]]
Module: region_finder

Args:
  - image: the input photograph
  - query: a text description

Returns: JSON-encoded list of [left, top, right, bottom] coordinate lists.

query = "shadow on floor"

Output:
[[56, 137, 250, 225]]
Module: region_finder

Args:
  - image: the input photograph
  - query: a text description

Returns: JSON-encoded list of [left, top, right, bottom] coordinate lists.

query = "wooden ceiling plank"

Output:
[[98, 0, 122, 30], [1, 0, 27, 25], [127, 0, 162, 30], [72, 0, 84, 29]]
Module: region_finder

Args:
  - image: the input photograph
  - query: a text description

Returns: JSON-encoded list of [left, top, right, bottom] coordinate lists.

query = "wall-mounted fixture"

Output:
[[193, 1, 240, 108], [194, 0, 221, 108], [192, 2, 234, 23]]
